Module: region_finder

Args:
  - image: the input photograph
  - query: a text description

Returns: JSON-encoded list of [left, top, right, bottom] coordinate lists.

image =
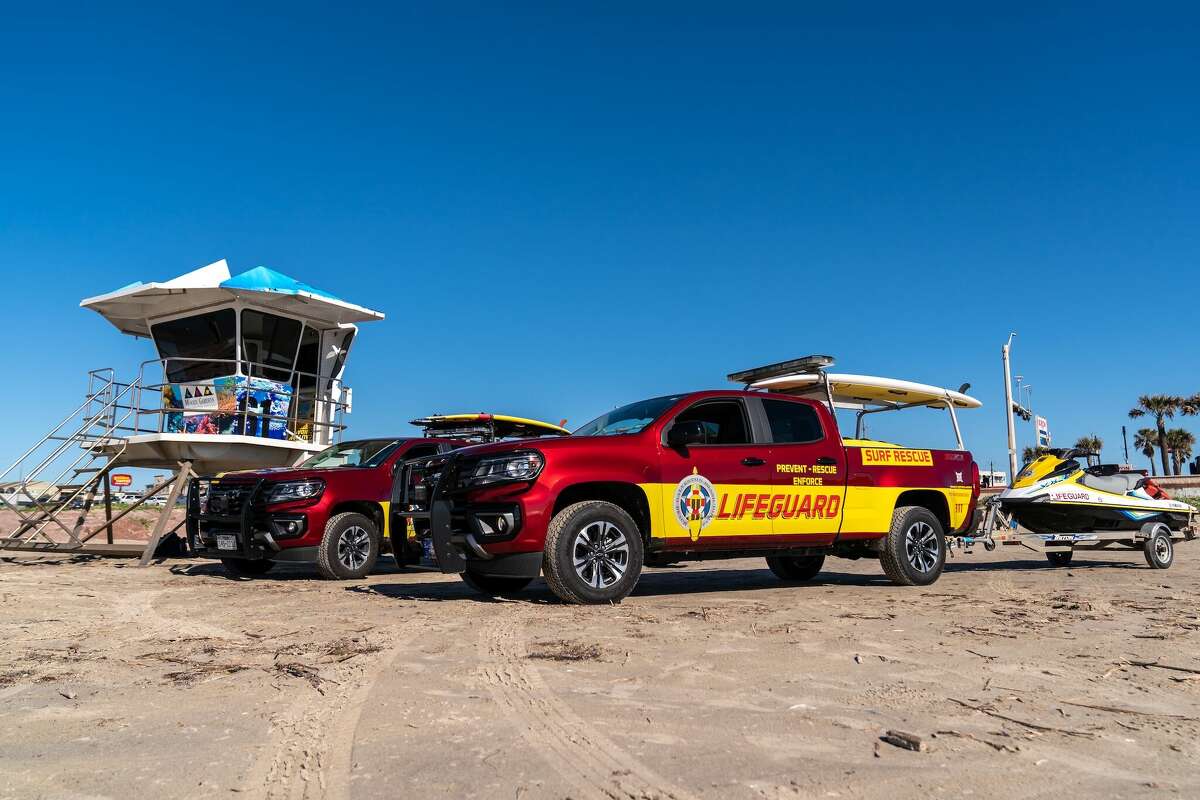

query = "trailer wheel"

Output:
[[461, 572, 534, 597], [317, 512, 380, 579], [766, 554, 825, 582], [220, 558, 274, 578], [1143, 526, 1174, 570], [1045, 551, 1073, 567], [542, 500, 643, 604], [880, 506, 946, 587]]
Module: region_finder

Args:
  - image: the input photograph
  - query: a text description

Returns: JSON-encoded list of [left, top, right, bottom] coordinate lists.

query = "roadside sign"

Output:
[[1035, 416, 1051, 447], [111, 474, 133, 487]]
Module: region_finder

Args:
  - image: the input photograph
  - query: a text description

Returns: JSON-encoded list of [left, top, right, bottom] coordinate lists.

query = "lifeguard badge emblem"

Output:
[[674, 467, 717, 542]]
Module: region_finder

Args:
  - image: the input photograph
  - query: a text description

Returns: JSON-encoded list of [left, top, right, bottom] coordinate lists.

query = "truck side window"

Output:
[[763, 399, 823, 444], [673, 400, 750, 445]]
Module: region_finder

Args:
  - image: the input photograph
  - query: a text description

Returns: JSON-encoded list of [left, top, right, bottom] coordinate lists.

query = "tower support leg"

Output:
[[138, 460, 194, 566]]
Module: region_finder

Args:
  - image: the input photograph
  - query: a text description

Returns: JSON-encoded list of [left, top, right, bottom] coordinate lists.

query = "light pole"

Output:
[[1023, 385, 1034, 450], [1002, 334, 1018, 479], [1015, 375, 1024, 450]]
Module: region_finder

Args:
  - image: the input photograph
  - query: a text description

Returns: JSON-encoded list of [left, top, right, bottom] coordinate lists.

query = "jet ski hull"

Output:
[[1000, 496, 1191, 534]]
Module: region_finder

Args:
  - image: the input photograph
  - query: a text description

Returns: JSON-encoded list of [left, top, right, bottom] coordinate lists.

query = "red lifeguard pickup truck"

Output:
[[187, 414, 567, 579], [405, 357, 982, 604]]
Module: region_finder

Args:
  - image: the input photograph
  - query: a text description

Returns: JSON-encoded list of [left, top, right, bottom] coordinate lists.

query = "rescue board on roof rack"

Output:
[[411, 414, 570, 442], [748, 373, 982, 410]]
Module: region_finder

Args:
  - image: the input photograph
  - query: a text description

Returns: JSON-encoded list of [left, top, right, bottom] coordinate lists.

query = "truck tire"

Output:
[[220, 558, 274, 578], [1143, 527, 1173, 569], [766, 554, 825, 582], [879, 506, 945, 587], [542, 500, 643, 604], [1045, 551, 1073, 567], [461, 572, 534, 597], [316, 512, 379, 580]]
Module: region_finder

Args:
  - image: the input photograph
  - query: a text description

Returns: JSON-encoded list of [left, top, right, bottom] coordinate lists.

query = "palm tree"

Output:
[[1181, 393, 1200, 416], [1074, 434, 1103, 465], [1134, 428, 1159, 475], [1129, 395, 1181, 476], [1164, 428, 1196, 476]]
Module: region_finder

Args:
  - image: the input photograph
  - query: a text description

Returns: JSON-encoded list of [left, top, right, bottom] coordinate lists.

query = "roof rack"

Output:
[[727, 355, 835, 386]]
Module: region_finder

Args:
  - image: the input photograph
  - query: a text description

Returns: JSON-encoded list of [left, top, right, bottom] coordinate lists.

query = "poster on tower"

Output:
[[164, 376, 292, 438]]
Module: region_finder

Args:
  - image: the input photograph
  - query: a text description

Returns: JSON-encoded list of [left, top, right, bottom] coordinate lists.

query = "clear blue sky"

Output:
[[1, 3, 1197, 476]]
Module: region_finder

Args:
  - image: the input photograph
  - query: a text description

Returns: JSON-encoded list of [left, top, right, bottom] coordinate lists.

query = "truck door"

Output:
[[758, 397, 846, 546], [659, 397, 773, 549]]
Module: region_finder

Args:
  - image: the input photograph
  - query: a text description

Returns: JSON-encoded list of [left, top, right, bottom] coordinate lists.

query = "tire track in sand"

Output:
[[244, 628, 417, 800], [480, 611, 698, 800]]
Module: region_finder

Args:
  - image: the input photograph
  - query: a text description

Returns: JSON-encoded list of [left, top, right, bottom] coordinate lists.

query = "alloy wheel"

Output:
[[904, 521, 940, 573], [572, 520, 630, 589], [338, 525, 372, 570]]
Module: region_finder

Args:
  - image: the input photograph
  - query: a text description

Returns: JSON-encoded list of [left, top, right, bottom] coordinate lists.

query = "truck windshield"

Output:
[[573, 395, 682, 437], [300, 439, 401, 468]]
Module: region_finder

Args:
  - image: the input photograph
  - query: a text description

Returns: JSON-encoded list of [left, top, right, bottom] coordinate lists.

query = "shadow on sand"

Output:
[[164, 550, 1153, 599]]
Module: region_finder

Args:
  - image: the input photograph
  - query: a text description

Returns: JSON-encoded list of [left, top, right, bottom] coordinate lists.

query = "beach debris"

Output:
[[881, 730, 927, 752], [949, 698, 1098, 738], [935, 730, 1019, 753], [527, 640, 604, 662]]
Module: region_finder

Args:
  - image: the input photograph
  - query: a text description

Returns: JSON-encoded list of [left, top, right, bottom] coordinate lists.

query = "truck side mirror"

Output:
[[667, 420, 706, 449]]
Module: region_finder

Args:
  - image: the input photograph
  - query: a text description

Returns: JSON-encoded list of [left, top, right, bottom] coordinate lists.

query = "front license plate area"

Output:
[[216, 534, 238, 551]]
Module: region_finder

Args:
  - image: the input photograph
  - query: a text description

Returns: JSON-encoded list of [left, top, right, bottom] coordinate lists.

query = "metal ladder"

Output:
[[0, 370, 140, 551]]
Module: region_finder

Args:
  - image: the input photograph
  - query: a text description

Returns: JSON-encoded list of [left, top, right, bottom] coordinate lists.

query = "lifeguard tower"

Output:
[[0, 259, 383, 561]]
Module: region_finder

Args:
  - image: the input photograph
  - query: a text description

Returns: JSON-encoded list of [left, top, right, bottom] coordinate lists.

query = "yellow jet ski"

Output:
[[999, 448, 1192, 533]]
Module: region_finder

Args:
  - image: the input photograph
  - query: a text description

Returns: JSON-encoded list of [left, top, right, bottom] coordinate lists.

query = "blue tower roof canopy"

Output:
[[80, 259, 385, 337]]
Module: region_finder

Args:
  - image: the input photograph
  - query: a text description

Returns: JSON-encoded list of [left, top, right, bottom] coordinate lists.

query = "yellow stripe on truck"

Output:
[[640, 482, 971, 539]]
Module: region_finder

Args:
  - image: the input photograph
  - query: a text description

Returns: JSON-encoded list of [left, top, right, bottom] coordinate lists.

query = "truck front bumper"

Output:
[[187, 478, 313, 562], [429, 499, 542, 579]]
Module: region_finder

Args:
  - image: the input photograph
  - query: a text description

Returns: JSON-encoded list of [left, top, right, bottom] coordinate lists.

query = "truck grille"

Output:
[[401, 455, 454, 511], [205, 483, 255, 516]]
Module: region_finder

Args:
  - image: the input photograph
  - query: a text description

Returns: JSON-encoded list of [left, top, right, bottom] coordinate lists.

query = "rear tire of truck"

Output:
[[461, 572, 534, 597], [316, 512, 379, 580], [879, 506, 945, 587], [1045, 551, 1073, 567], [542, 500, 643, 605], [220, 558, 274, 578], [766, 554, 825, 582]]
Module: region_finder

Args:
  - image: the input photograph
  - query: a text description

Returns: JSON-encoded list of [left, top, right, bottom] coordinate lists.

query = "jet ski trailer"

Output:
[[953, 496, 1197, 569]]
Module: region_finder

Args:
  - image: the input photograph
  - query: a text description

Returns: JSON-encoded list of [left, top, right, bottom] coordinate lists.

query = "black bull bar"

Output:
[[394, 456, 466, 573]]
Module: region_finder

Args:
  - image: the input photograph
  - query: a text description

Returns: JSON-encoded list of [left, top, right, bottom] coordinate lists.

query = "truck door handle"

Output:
[[742, 457, 766, 467], [815, 457, 838, 466]]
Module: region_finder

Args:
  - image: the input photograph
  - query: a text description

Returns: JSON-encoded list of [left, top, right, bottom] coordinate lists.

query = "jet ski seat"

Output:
[[1080, 467, 1144, 495]]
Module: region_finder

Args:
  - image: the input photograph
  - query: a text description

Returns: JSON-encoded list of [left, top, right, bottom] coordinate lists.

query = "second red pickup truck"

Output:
[[411, 357, 982, 604], [187, 414, 568, 579]]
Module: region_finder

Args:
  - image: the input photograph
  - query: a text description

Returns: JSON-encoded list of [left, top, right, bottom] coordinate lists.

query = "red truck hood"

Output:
[[446, 435, 618, 459], [215, 466, 374, 482]]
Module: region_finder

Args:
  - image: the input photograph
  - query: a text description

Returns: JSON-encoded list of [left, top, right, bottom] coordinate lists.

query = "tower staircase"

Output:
[[0, 370, 141, 552]]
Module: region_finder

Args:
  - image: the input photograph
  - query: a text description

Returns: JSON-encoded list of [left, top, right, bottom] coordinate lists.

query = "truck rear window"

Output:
[[763, 399, 823, 443]]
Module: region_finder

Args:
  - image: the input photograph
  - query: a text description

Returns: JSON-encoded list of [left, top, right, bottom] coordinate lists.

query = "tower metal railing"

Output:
[[0, 359, 352, 552]]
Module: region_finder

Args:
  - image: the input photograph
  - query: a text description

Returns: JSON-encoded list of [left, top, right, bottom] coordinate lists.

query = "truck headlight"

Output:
[[265, 479, 325, 504], [464, 452, 544, 487]]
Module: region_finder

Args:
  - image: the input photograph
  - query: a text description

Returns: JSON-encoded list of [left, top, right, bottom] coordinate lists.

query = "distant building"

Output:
[[0, 481, 62, 506], [980, 470, 1008, 489]]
